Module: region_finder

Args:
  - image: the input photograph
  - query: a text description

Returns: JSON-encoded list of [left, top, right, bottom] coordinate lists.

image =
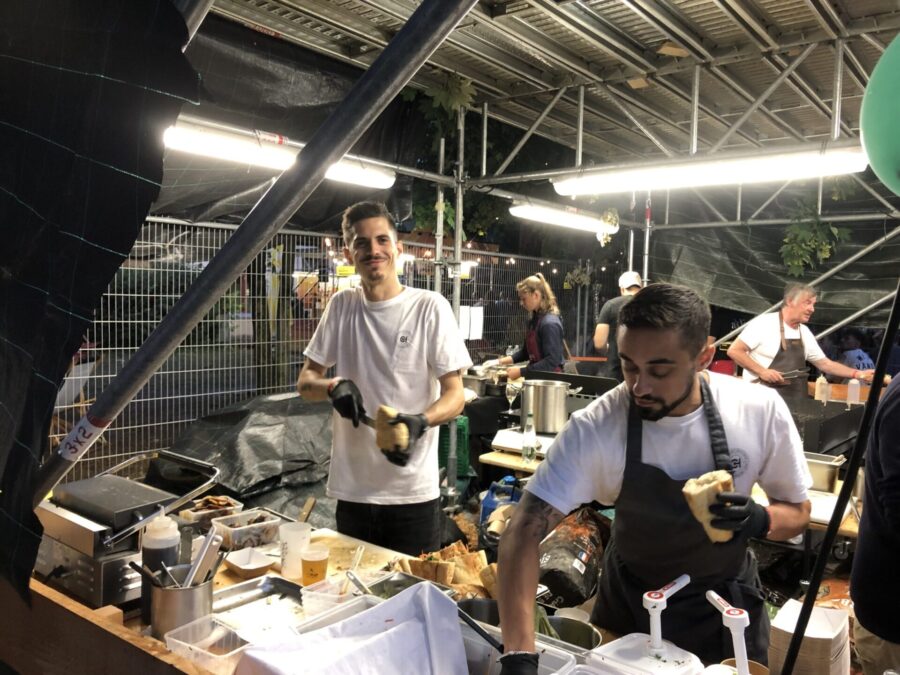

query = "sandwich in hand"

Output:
[[682, 470, 735, 543]]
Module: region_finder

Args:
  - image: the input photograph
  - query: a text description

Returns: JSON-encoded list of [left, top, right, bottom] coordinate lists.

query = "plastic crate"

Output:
[[165, 614, 250, 675], [438, 415, 470, 479]]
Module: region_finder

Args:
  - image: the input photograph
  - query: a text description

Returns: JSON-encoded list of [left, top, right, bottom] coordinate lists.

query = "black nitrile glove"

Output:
[[328, 379, 366, 428], [709, 491, 770, 539], [381, 413, 428, 467], [498, 652, 539, 675]]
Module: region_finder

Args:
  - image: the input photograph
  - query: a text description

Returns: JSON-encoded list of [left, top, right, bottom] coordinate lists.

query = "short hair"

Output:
[[842, 327, 865, 343], [619, 283, 711, 355], [784, 282, 816, 303], [516, 273, 560, 315], [341, 201, 397, 247]]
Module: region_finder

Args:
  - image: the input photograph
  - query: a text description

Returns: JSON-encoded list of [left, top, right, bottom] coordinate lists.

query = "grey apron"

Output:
[[764, 311, 808, 400], [590, 377, 770, 665]]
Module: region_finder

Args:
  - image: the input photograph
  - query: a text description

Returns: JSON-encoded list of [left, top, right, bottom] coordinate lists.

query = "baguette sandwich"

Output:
[[682, 470, 734, 543]]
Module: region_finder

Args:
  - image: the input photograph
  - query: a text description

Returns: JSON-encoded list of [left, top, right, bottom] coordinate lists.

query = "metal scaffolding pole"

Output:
[[713, 223, 900, 347], [494, 86, 568, 176], [435, 137, 445, 293], [628, 230, 635, 270], [601, 84, 674, 157], [643, 192, 651, 283], [710, 43, 817, 152], [34, 0, 479, 506], [816, 292, 898, 339], [690, 64, 700, 155], [481, 102, 489, 177], [748, 181, 792, 220], [662, 212, 898, 231], [832, 38, 844, 140], [576, 85, 585, 166]]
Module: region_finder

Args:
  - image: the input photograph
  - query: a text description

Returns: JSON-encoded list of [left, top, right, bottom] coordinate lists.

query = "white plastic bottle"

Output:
[[522, 412, 537, 463], [847, 377, 861, 406], [814, 374, 829, 404], [140, 513, 180, 623]]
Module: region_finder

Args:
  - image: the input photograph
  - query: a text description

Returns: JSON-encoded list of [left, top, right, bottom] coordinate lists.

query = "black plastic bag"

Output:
[[538, 507, 611, 607]]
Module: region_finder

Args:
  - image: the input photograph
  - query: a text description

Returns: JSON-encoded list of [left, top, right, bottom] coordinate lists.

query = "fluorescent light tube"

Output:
[[163, 121, 396, 189], [509, 203, 620, 234], [553, 144, 869, 196]]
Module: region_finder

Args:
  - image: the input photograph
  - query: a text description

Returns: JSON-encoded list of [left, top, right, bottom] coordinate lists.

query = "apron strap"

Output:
[[625, 401, 643, 467], [699, 376, 733, 472]]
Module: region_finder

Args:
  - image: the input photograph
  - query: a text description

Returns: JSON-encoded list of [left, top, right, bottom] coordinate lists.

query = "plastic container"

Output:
[[294, 594, 384, 632], [588, 634, 704, 674], [814, 375, 829, 402], [480, 476, 523, 525], [179, 497, 243, 531], [165, 614, 250, 675], [438, 415, 470, 478], [846, 378, 861, 405], [300, 572, 384, 616], [141, 513, 180, 623], [211, 509, 280, 551]]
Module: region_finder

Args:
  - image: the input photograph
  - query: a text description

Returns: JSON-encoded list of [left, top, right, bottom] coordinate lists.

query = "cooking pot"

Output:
[[462, 373, 488, 396], [520, 380, 581, 434]]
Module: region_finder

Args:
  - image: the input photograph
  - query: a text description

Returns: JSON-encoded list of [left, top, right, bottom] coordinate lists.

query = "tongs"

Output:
[[751, 368, 808, 383]]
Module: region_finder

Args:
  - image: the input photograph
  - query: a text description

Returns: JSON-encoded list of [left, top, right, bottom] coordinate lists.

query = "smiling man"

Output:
[[496, 283, 811, 674], [297, 201, 471, 555], [728, 282, 878, 398]]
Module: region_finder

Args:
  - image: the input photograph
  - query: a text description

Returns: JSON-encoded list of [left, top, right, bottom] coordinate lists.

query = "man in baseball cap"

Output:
[[593, 271, 643, 380]]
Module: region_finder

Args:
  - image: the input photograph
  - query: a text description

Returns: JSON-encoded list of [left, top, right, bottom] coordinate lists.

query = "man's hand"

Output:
[[482, 358, 500, 369], [757, 369, 784, 385], [498, 652, 539, 675], [328, 379, 366, 427], [381, 413, 428, 466], [709, 492, 770, 539]]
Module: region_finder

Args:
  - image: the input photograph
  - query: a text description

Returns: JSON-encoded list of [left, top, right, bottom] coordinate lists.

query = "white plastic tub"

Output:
[[165, 614, 250, 675], [461, 622, 576, 675]]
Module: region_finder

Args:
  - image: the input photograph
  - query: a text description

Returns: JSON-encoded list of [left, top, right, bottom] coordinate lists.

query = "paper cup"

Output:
[[721, 658, 769, 675], [301, 544, 329, 586], [279, 522, 311, 579]]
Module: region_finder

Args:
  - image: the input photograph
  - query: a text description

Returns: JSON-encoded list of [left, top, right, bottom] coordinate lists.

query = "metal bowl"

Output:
[[546, 616, 602, 650], [457, 598, 500, 626]]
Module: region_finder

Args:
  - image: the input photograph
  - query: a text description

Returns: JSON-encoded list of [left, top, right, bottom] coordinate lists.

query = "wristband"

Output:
[[327, 377, 343, 394]]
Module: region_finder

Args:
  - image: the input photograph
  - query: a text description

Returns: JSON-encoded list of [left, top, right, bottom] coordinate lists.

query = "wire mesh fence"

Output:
[[51, 219, 607, 479]]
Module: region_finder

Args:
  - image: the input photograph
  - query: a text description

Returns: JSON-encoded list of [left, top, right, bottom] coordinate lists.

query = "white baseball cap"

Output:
[[618, 271, 642, 289]]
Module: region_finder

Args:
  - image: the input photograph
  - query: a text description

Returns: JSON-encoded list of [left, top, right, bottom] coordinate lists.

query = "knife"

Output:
[[360, 414, 376, 429]]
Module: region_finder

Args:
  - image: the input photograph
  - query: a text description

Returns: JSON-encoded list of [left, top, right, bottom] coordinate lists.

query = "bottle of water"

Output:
[[522, 412, 537, 463]]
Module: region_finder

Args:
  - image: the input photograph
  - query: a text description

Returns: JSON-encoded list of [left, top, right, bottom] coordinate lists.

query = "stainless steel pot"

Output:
[[520, 380, 581, 433], [462, 374, 487, 396]]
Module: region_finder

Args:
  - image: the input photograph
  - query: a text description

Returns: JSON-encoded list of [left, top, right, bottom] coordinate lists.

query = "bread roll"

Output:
[[682, 470, 734, 543], [375, 405, 409, 451], [479, 563, 498, 599], [450, 550, 488, 585]]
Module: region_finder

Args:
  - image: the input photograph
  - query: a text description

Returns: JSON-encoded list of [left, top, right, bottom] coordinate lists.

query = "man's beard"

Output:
[[632, 375, 696, 421]]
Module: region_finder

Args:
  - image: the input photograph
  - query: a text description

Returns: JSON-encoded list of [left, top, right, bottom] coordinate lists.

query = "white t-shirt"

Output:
[[736, 312, 827, 381], [527, 372, 812, 514], [304, 286, 472, 504]]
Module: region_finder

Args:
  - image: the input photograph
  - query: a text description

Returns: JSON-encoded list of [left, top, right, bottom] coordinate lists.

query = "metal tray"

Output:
[[363, 571, 456, 599], [213, 574, 308, 635]]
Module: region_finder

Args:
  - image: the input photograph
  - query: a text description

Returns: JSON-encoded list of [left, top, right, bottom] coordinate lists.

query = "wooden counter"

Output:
[[479, 450, 541, 475], [1, 529, 406, 674]]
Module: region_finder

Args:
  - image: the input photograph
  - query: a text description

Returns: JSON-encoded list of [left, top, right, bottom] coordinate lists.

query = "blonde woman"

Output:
[[487, 273, 565, 379]]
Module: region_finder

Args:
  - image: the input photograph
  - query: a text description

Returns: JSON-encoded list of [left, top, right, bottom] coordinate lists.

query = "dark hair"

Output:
[[341, 201, 397, 247], [619, 283, 711, 355], [784, 282, 816, 303], [842, 327, 865, 342]]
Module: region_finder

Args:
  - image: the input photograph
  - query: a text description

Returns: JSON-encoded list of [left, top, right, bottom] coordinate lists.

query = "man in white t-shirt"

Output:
[[496, 284, 812, 675], [297, 201, 472, 555], [727, 283, 877, 398]]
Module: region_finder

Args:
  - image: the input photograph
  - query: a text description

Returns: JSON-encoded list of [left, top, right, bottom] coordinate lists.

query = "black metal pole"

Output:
[[34, 0, 479, 507], [780, 275, 900, 675]]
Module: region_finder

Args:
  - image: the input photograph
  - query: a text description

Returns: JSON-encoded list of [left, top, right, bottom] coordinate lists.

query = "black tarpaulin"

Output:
[[648, 219, 900, 328], [166, 394, 331, 499], [0, 0, 199, 595]]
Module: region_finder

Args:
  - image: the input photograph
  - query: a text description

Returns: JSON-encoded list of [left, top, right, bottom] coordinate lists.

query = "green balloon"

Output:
[[861, 36, 900, 197]]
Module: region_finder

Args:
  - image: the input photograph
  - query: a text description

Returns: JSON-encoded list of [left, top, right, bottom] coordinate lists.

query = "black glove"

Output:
[[498, 652, 539, 675], [709, 492, 770, 539], [381, 413, 428, 467], [328, 379, 366, 428]]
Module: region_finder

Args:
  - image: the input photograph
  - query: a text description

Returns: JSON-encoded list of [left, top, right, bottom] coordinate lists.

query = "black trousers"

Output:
[[335, 497, 441, 556]]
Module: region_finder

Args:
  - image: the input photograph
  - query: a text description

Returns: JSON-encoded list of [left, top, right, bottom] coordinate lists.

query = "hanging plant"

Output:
[[564, 264, 591, 288], [780, 198, 850, 277], [425, 73, 476, 115]]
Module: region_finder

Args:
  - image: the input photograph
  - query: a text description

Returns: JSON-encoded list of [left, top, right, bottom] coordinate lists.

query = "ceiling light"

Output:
[[509, 202, 621, 235], [553, 142, 868, 196], [164, 120, 396, 190]]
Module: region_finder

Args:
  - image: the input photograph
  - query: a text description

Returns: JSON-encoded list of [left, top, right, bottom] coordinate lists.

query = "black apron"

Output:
[[764, 312, 808, 400], [590, 377, 770, 665]]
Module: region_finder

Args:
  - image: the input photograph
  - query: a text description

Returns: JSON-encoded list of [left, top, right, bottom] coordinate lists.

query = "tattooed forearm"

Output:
[[516, 492, 564, 541]]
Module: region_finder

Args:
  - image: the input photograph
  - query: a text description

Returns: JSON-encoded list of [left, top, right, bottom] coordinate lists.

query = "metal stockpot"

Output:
[[519, 380, 581, 433]]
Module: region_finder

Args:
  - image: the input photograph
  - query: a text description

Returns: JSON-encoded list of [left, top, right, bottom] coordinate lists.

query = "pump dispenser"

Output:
[[140, 512, 180, 623], [847, 377, 861, 407]]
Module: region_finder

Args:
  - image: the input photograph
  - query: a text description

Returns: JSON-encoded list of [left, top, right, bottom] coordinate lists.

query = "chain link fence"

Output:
[[52, 219, 609, 479]]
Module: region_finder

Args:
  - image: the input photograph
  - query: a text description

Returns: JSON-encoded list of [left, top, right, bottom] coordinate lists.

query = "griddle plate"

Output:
[[53, 474, 177, 531]]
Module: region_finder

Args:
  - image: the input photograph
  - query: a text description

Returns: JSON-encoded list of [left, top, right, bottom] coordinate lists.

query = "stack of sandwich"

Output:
[[394, 541, 499, 600]]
